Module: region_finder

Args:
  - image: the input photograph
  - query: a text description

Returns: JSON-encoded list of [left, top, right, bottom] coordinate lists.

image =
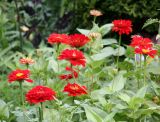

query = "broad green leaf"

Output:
[[135, 85, 148, 98], [150, 81, 160, 96], [118, 93, 131, 103], [113, 46, 126, 56], [147, 62, 160, 74], [91, 47, 115, 61], [103, 112, 116, 122], [43, 109, 60, 122], [110, 70, 127, 92], [99, 23, 113, 36], [102, 38, 117, 45], [0, 100, 9, 119], [83, 105, 104, 122], [77, 28, 90, 35], [91, 89, 108, 100]]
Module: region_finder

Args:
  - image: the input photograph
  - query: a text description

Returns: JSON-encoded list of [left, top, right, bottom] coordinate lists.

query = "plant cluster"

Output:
[[0, 9, 160, 122]]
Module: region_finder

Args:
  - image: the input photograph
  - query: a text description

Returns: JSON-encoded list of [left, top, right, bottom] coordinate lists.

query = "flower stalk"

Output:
[[116, 35, 122, 69], [19, 82, 24, 105], [39, 102, 43, 122]]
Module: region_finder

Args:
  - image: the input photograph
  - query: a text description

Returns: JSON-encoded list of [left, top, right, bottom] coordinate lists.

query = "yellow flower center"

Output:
[[70, 86, 79, 90], [142, 49, 150, 53], [16, 73, 23, 77], [72, 52, 76, 57]]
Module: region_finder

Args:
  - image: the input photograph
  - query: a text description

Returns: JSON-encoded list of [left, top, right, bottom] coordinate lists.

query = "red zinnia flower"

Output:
[[63, 83, 87, 96], [130, 35, 153, 48], [47, 33, 69, 45], [8, 69, 33, 83], [112, 19, 132, 35], [58, 49, 86, 67], [19, 57, 35, 65], [135, 47, 157, 58], [68, 34, 90, 48], [59, 67, 78, 80], [26, 85, 56, 104]]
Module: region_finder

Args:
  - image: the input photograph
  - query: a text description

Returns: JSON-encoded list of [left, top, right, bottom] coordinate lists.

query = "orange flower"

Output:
[[8, 69, 33, 83], [90, 9, 103, 16], [63, 83, 87, 96], [20, 57, 35, 65]]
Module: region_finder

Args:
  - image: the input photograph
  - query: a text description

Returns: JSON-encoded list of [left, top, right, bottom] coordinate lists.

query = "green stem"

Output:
[[72, 97, 75, 105], [116, 35, 121, 69], [140, 54, 142, 68], [56, 43, 60, 73], [93, 16, 97, 23], [19, 82, 24, 105], [39, 102, 43, 122], [143, 56, 147, 86]]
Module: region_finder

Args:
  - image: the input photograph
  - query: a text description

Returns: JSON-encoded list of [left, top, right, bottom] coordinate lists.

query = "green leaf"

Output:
[[118, 93, 131, 103], [77, 28, 90, 35], [110, 71, 127, 92], [135, 85, 148, 98], [103, 112, 116, 122], [99, 23, 113, 36], [142, 18, 159, 29], [43, 109, 61, 122], [91, 47, 115, 61], [102, 38, 117, 45], [147, 62, 160, 74], [0, 99, 9, 120], [83, 105, 104, 122], [113, 46, 126, 56]]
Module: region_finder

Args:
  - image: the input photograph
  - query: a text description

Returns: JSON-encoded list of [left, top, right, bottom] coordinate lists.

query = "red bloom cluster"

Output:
[[8, 69, 33, 83], [26, 85, 56, 104], [135, 47, 157, 58], [130, 35, 153, 48], [130, 35, 157, 58], [68, 34, 90, 48], [63, 83, 87, 96], [47, 33, 69, 45], [59, 67, 78, 80], [112, 19, 132, 35], [58, 49, 86, 67]]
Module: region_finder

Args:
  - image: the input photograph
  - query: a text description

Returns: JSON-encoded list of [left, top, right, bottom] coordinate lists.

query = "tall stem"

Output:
[[19, 82, 24, 105], [56, 44, 60, 73], [116, 35, 122, 69], [143, 56, 147, 86], [93, 16, 97, 23], [39, 102, 43, 122], [140, 54, 142, 68], [72, 96, 75, 105]]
